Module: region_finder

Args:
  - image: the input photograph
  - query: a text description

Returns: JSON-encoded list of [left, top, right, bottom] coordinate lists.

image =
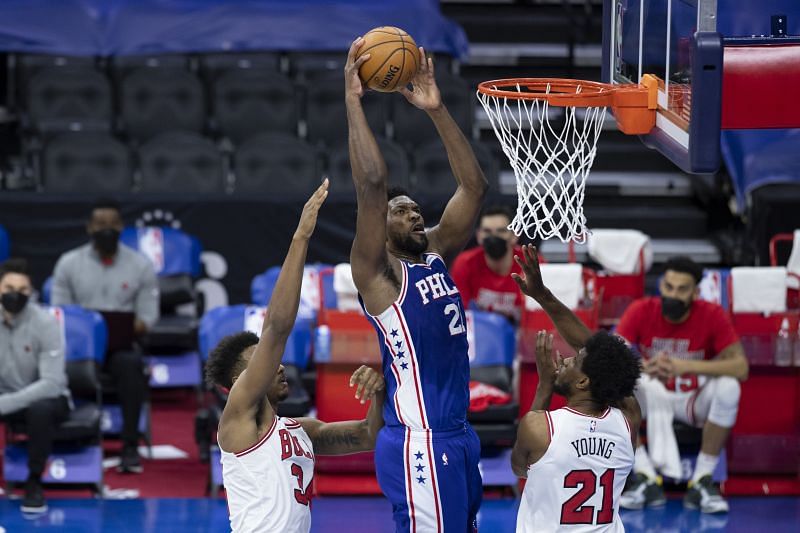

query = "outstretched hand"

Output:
[[398, 47, 442, 111], [344, 37, 370, 99], [349, 365, 385, 404], [535, 330, 561, 387], [294, 179, 329, 241], [511, 244, 548, 301]]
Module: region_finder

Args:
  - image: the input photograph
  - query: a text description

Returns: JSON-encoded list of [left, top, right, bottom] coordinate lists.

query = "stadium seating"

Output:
[[411, 139, 499, 196], [199, 52, 283, 83], [26, 66, 112, 133], [41, 132, 133, 192], [138, 131, 225, 193], [326, 137, 410, 194], [233, 132, 319, 195], [304, 84, 386, 146]]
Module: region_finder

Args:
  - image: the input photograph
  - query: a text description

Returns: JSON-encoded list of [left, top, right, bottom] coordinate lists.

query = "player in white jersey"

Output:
[[204, 180, 386, 533], [510, 245, 642, 533]]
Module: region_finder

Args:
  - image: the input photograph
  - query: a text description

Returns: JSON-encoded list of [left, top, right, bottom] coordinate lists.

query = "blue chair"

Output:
[[465, 310, 518, 446], [250, 263, 329, 320], [0, 224, 9, 261], [121, 226, 203, 388], [3, 305, 106, 493]]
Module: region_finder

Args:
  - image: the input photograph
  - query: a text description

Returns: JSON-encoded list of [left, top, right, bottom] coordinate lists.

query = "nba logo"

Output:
[[589, 420, 597, 433], [442, 453, 449, 466]]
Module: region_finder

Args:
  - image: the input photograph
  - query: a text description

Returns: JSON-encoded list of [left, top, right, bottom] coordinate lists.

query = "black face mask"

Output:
[[661, 297, 690, 321], [1, 291, 29, 314], [91, 228, 120, 256], [482, 235, 508, 260]]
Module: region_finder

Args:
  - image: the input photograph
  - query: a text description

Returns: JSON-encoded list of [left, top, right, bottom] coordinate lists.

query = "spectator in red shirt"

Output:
[[451, 206, 524, 323], [617, 256, 748, 514]]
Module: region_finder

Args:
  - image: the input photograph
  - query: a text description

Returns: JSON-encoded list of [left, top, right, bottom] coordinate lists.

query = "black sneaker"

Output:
[[21, 478, 47, 514], [620, 472, 666, 510], [118, 445, 143, 474], [684, 475, 729, 513]]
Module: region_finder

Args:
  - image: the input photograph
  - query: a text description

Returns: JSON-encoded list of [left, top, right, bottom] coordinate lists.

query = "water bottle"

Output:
[[775, 318, 792, 366], [794, 320, 800, 367]]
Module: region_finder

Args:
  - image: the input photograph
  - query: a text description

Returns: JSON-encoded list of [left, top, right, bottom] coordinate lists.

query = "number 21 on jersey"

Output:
[[560, 468, 615, 525], [444, 302, 465, 336]]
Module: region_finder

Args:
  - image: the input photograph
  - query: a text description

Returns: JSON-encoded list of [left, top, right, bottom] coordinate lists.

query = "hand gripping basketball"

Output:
[[398, 47, 442, 111], [345, 37, 370, 99]]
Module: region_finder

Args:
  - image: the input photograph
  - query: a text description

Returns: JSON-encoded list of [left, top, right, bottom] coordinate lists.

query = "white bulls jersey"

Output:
[[220, 416, 315, 533], [517, 407, 634, 533]]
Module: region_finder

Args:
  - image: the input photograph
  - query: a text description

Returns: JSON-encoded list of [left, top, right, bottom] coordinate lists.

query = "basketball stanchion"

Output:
[[477, 76, 658, 243]]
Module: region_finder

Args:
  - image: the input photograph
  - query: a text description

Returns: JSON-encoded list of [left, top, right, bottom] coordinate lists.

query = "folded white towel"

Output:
[[333, 263, 361, 312], [786, 230, 800, 289], [731, 266, 787, 313], [638, 375, 683, 480], [525, 263, 583, 311], [587, 229, 652, 274]]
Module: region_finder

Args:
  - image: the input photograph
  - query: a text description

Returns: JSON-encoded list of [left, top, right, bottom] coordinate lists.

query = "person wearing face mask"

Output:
[[451, 205, 530, 324], [51, 198, 159, 474], [0, 258, 70, 513], [615, 256, 748, 514]]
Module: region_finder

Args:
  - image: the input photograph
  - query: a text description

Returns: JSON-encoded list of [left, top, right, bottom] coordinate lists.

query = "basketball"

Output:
[[357, 26, 420, 92]]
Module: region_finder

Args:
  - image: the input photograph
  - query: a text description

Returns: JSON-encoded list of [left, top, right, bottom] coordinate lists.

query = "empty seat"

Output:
[[16, 54, 98, 104], [121, 68, 205, 141], [393, 71, 473, 149], [412, 139, 499, 196], [42, 132, 132, 192], [287, 52, 347, 82], [234, 132, 319, 195], [27, 67, 112, 132], [213, 71, 298, 142], [111, 54, 192, 87], [327, 137, 409, 194], [305, 84, 385, 146], [139, 131, 224, 193], [200, 52, 283, 82]]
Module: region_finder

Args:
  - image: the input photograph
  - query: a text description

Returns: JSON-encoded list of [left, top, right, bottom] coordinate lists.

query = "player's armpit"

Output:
[[511, 411, 551, 478], [298, 419, 372, 456]]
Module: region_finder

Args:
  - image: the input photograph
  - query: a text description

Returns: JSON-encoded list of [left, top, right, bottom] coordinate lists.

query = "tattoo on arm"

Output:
[[313, 426, 363, 454]]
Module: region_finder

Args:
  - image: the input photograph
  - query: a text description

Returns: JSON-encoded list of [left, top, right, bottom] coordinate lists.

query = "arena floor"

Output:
[[0, 496, 798, 532]]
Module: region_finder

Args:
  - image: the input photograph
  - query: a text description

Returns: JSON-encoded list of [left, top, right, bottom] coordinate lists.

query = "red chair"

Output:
[[568, 242, 645, 327], [769, 233, 799, 309]]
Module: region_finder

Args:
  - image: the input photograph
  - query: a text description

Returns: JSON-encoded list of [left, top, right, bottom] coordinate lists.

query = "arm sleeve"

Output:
[[135, 261, 160, 329], [50, 255, 74, 306], [450, 253, 475, 307], [711, 304, 739, 355], [0, 316, 66, 415], [615, 299, 644, 345]]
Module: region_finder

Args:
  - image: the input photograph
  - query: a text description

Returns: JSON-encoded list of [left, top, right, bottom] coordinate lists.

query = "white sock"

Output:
[[691, 452, 719, 484], [634, 446, 659, 482]]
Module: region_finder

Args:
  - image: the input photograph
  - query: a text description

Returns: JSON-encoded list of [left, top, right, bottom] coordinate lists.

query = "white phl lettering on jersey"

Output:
[[415, 272, 459, 305], [220, 417, 315, 533], [517, 407, 634, 533]]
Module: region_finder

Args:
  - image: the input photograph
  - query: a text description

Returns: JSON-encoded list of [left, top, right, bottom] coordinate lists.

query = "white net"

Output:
[[477, 84, 607, 243]]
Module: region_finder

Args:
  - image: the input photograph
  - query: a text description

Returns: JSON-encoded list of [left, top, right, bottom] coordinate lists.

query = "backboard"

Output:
[[602, 0, 723, 174]]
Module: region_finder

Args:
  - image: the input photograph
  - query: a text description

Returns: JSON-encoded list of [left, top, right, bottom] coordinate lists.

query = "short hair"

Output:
[[387, 186, 410, 201], [663, 256, 703, 284], [204, 331, 259, 389], [90, 197, 121, 218], [0, 258, 31, 284], [480, 205, 514, 224], [581, 331, 641, 407]]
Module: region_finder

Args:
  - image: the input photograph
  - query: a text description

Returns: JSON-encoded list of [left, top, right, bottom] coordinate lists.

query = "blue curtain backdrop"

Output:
[[0, 0, 468, 58]]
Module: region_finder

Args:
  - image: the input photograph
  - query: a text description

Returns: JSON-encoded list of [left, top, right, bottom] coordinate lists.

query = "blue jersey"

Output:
[[361, 253, 470, 431]]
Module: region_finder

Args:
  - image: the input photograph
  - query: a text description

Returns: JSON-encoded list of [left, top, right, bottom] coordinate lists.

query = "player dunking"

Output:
[[205, 181, 386, 533], [344, 37, 489, 532], [511, 245, 641, 532]]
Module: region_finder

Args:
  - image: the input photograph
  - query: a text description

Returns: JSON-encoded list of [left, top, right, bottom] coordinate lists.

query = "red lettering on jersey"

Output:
[[279, 429, 293, 460]]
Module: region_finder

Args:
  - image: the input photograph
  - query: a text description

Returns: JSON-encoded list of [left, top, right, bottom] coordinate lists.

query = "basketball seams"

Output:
[[358, 27, 418, 92], [388, 31, 407, 92]]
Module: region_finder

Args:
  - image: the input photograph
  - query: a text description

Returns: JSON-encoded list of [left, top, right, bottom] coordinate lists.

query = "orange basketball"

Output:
[[357, 26, 420, 93]]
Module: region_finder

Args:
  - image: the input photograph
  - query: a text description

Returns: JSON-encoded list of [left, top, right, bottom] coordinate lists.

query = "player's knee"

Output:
[[713, 376, 741, 407]]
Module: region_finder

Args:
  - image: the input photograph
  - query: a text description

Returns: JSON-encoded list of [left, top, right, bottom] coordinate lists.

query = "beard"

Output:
[[395, 232, 428, 255], [553, 381, 571, 397]]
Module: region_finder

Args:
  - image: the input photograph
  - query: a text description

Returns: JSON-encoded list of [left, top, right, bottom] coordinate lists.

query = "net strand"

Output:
[[478, 83, 606, 243]]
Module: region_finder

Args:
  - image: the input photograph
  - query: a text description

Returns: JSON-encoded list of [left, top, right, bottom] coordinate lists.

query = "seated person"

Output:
[[51, 198, 159, 474], [0, 258, 70, 513], [616, 256, 748, 514], [451, 205, 526, 324]]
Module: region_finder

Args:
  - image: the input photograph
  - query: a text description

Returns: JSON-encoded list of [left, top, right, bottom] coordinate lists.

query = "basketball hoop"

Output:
[[477, 76, 658, 243]]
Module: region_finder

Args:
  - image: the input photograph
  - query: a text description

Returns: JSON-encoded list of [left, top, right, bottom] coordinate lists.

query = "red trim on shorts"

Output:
[[234, 416, 278, 457], [424, 430, 443, 532], [405, 428, 418, 532]]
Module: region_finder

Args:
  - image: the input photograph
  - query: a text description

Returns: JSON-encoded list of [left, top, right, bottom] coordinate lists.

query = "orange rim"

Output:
[[478, 77, 624, 107]]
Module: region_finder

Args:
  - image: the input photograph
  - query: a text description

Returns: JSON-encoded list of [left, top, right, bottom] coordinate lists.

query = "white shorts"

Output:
[[634, 375, 739, 428]]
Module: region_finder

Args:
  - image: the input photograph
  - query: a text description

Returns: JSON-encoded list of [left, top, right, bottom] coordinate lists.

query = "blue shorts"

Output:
[[375, 424, 482, 532]]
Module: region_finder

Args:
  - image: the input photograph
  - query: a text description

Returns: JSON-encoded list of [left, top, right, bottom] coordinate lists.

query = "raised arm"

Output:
[[299, 365, 385, 455], [345, 37, 392, 296], [400, 49, 488, 259], [224, 181, 328, 418], [512, 244, 592, 351]]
